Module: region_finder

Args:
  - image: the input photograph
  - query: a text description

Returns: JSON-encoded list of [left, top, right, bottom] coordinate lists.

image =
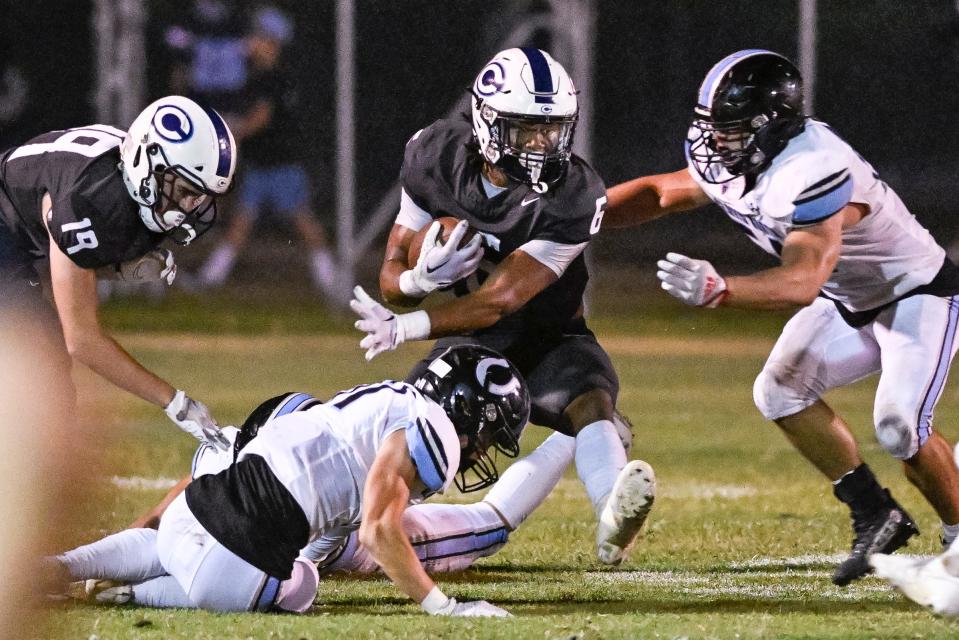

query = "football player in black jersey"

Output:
[[0, 96, 236, 450], [351, 48, 655, 565]]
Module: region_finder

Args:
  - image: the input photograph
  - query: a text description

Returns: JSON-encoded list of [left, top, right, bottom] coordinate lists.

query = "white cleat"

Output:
[[870, 553, 959, 617], [596, 460, 656, 565], [65, 579, 131, 605]]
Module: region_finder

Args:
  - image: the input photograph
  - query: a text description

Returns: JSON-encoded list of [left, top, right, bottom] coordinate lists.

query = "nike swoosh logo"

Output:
[[426, 258, 450, 274], [521, 196, 540, 207]]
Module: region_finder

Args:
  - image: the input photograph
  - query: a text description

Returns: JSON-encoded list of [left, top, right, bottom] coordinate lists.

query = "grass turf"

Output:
[[37, 278, 959, 639]]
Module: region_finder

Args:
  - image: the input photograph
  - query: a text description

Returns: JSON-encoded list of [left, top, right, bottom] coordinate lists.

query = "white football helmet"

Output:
[[120, 96, 237, 244], [471, 47, 578, 189]]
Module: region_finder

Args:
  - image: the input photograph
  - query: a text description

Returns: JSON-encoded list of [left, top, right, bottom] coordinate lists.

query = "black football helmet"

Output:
[[413, 344, 530, 492], [687, 49, 805, 183]]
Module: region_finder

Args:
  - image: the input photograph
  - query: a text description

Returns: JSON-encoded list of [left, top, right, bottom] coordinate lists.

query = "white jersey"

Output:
[[238, 381, 460, 541], [689, 119, 945, 312]]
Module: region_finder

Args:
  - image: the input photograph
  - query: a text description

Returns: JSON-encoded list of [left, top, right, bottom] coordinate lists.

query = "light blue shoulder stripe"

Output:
[[791, 176, 852, 225], [405, 418, 448, 493]]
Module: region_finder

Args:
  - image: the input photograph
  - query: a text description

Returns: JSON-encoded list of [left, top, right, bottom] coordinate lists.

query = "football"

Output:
[[407, 216, 478, 265]]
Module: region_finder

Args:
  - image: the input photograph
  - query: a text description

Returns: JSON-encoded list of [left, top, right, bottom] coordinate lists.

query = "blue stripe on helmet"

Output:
[[520, 47, 554, 104], [698, 49, 776, 109], [201, 104, 233, 178]]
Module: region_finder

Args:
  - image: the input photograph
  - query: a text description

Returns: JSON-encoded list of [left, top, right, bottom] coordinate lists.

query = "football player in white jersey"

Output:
[[43, 345, 529, 617], [605, 49, 959, 586]]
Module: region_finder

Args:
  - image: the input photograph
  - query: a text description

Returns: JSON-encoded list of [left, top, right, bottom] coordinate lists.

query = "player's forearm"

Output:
[[66, 329, 176, 407], [723, 266, 824, 310], [359, 520, 435, 603], [425, 287, 520, 336], [380, 259, 423, 307], [606, 172, 705, 228]]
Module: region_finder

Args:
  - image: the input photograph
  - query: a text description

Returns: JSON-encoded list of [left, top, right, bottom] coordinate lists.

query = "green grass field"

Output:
[[39, 275, 959, 639]]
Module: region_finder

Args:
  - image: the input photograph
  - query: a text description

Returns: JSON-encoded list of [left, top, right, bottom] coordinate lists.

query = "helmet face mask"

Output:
[[471, 47, 578, 190], [688, 50, 804, 184], [413, 345, 530, 493], [121, 96, 237, 244]]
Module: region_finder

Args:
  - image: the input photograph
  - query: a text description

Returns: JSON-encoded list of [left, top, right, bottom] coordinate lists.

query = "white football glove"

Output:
[[97, 249, 177, 285], [400, 220, 484, 298], [423, 593, 511, 618], [164, 390, 230, 451], [656, 252, 728, 308], [350, 286, 430, 361]]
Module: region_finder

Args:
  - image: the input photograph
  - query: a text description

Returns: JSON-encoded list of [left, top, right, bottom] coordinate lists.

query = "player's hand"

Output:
[[409, 220, 484, 295], [351, 286, 399, 361], [448, 600, 512, 617], [164, 390, 230, 451], [99, 249, 177, 285], [656, 252, 728, 308]]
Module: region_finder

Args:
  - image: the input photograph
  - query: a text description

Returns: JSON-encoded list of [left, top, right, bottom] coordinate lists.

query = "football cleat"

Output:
[[596, 460, 656, 565], [832, 493, 918, 586], [64, 579, 129, 604], [871, 553, 959, 616]]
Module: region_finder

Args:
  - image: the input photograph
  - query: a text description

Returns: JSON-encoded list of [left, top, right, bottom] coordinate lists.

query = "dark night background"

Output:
[[2, 0, 959, 265]]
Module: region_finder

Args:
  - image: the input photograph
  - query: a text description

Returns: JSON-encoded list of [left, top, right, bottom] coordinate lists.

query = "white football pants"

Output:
[[753, 295, 959, 459]]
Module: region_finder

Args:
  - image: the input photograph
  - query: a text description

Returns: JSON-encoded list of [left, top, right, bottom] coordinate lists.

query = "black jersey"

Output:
[[399, 117, 607, 334], [0, 125, 162, 270]]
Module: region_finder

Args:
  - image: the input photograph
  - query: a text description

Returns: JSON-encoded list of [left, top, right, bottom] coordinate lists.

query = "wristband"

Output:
[[399, 269, 430, 298], [420, 586, 453, 615], [396, 310, 431, 342]]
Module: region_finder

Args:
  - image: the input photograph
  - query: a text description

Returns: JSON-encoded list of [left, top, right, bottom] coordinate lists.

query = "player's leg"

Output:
[[872, 295, 959, 538], [515, 325, 654, 565], [44, 528, 166, 593], [754, 297, 916, 585], [322, 432, 576, 575], [157, 493, 315, 612]]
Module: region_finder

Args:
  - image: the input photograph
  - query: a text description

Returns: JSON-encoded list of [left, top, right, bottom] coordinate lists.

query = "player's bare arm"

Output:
[[722, 203, 862, 309], [426, 250, 557, 335], [379, 223, 420, 307], [46, 198, 177, 408], [605, 168, 711, 228], [359, 429, 436, 604]]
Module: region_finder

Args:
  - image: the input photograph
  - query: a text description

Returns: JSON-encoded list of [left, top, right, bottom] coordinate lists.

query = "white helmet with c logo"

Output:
[[120, 95, 237, 244]]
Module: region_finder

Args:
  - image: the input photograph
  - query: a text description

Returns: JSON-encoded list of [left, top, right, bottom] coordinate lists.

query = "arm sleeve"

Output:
[[394, 187, 433, 231], [518, 239, 588, 277]]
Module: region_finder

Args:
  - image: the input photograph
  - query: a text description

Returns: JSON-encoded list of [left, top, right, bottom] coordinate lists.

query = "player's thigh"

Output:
[[522, 332, 619, 434], [873, 295, 959, 447], [758, 298, 880, 403], [157, 494, 280, 612]]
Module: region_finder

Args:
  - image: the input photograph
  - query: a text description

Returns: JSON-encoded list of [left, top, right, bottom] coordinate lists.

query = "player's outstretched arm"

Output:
[[605, 168, 711, 228], [48, 224, 228, 450], [360, 431, 510, 617]]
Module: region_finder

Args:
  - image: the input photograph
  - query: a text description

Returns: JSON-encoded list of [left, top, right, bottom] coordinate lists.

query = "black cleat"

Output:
[[832, 493, 919, 586]]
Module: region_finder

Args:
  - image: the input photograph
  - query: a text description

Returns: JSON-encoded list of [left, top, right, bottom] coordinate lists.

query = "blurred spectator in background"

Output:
[[192, 5, 337, 297], [164, 0, 248, 123]]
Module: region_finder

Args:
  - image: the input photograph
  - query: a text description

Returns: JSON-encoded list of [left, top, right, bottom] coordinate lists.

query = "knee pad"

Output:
[[275, 557, 319, 613], [874, 405, 919, 460], [752, 365, 819, 421]]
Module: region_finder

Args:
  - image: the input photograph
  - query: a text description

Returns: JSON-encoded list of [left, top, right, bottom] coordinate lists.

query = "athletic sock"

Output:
[[130, 575, 193, 608], [56, 528, 164, 582], [575, 420, 628, 515], [199, 244, 237, 286], [832, 463, 889, 513], [483, 432, 575, 529]]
